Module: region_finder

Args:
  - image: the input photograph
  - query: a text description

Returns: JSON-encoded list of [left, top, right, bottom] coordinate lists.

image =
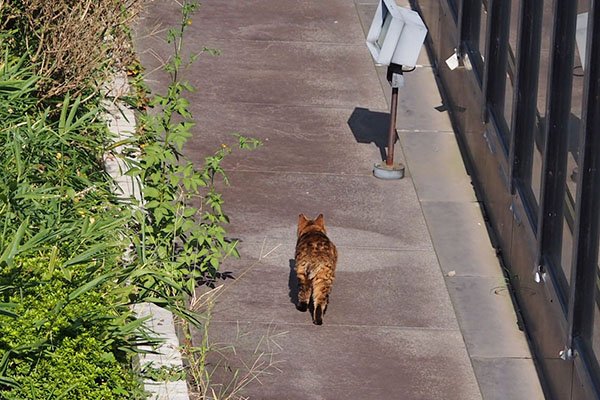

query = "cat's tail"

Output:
[[307, 264, 323, 280]]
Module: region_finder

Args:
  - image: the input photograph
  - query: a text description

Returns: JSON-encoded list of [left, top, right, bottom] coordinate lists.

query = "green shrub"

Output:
[[0, 255, 145, 399]]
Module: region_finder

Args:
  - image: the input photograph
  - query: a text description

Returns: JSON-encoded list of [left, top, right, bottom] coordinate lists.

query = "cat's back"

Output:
[[295, 230, 338, 264]]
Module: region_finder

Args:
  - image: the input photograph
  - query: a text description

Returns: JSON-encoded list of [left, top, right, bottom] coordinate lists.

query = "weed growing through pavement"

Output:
[[182, 273, 286, 399], [176, 242, 286, 399], [115, 0, 285, 397], [123, 0, 260, 321]]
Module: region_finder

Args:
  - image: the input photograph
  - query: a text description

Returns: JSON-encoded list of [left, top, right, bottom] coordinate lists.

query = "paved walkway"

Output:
[[134, 1, 545, 399]]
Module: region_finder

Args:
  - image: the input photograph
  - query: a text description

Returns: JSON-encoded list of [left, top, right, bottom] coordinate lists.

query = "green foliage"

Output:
[[0, 50, 152, 398], [124, 0, 261, 322], [142, 364, 186, 382], [0, 256, 145, 400], [0, 0, 261, 398]]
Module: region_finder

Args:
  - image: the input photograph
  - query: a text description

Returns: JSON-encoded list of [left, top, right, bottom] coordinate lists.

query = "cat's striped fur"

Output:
[[295, 214, 337, 325]]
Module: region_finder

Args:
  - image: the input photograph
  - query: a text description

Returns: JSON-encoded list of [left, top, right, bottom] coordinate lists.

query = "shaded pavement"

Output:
[[134, 1, 545, 399]]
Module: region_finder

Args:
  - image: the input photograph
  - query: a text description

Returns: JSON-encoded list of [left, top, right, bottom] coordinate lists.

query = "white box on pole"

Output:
[[366, 0, 428, 67]]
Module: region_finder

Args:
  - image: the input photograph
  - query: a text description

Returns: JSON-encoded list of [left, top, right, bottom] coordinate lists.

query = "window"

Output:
[[460, 0, 488, 79]]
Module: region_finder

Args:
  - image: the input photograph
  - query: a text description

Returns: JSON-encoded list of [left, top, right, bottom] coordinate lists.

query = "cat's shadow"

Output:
[[288, 259, 299, 306]]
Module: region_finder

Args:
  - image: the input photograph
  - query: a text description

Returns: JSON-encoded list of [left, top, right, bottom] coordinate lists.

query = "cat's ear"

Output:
[[315, 214, 324, 227], [298, 214, 308, 224], [298, 214, 308, 236]]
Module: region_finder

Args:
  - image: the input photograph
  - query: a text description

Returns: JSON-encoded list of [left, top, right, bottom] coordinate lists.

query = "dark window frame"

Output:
[[509, 0, 544, 229], [482, 0, 512, 151], [568, 0, 600, 389], [458, 0, 489, 83], [447, 0, 461, 23], [534, 0, 578, 302]]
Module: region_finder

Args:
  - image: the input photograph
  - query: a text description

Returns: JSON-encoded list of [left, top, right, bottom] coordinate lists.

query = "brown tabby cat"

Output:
[[295, 214, 338, 325]]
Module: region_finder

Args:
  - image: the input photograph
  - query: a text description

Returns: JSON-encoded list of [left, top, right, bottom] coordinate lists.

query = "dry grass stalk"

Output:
[[2, 0, 143, 98], [180, 243, 287, 400]]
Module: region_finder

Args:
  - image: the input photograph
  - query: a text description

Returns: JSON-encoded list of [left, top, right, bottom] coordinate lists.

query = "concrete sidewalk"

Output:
[[134, 1, 545, 399]]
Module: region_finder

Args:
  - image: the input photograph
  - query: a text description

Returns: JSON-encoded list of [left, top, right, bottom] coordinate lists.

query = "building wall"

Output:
[[411, 0, 600, 398]]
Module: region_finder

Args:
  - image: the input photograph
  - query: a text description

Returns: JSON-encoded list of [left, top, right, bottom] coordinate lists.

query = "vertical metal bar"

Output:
[[458, 0, 471, 52], [567, 0, 600, 347], [482, 0, 511, 121], [458, 0, 481, 54], [386, 87, 399, 166], [451, 0, 461, 21], [535, 0, 577, 288], [509, 0, 543, 197]]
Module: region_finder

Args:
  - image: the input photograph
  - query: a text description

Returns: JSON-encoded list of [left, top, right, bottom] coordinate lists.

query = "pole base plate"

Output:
[[373, 162, 405, 180]]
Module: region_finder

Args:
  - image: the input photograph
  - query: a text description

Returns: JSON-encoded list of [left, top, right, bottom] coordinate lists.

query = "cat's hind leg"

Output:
[[311, 278, 333, 325], [295, 260, 311, 312]]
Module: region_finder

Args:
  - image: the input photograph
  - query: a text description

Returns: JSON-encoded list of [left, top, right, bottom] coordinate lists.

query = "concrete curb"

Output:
[[104, 71, 190, 400]]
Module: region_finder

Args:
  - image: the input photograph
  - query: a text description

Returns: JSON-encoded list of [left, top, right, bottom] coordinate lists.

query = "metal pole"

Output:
[[373, 63, 404, 180], [387, 87, 399, 166]]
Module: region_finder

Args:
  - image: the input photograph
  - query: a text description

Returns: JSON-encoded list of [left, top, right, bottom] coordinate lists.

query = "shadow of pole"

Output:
[[347, 107, 397, 162]]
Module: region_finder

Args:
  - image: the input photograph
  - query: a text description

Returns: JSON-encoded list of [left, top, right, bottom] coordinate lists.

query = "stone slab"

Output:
[[203, 241, 458, 329], [471, 357, 545, 400], [183, 103, 392, 175], [400, 130, 477, 202], [135, 35, 387, 111], [208, 171, 433, 250], [138, 0, 366, 44], [445, 276, 532, 358], [195, 321, 482, 400], [188, 0, 367, 44], [421, 201, 501, 277], [376, 65, 454, 132]]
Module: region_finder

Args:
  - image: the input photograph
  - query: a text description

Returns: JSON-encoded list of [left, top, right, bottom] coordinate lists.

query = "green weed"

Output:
[[121, 0, 260, 323]]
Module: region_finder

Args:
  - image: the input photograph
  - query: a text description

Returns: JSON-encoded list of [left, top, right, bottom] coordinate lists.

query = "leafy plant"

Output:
[[0, 0, 262, 398], [121, 0, 260, 322]]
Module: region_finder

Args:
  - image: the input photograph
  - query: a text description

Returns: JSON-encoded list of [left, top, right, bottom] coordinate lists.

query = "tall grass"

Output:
[[0, 48, 154, 398]]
